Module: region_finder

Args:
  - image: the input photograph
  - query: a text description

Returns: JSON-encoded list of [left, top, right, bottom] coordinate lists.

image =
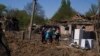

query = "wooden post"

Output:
[[28, 0, 37, 40]]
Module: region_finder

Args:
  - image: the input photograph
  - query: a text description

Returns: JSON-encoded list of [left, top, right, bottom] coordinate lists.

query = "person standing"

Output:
[[49, 28, 53, 43], [45, 28, 50, 44], [41, 27, 46, 44], [0, 22, 11, 56], [55, 28, 60, 44]]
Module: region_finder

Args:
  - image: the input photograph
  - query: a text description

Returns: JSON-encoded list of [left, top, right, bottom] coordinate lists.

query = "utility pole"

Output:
[[28, 0, 37, 40]]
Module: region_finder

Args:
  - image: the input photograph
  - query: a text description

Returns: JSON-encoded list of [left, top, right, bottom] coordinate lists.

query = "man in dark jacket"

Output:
[[0, 22, 11, 56], [41, 27, 46, 44]]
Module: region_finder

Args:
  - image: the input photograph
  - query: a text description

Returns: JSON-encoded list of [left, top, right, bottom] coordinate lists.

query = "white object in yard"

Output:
[[74, 29, 83, 39], [68, 24, 72, 34], [62, 38, 68, 41], [80, 39, 93, 49], [80, 39, 86, 49], [73, 29, 83, 45], [69, 43, 75, 47], [74, 39, 80, 45]]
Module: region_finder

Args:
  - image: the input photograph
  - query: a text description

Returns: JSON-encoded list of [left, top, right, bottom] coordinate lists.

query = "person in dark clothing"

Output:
[[5, 16, 19, 31], [49, 28, 53, 43], [0, 22, 11, 56], [5, 18, 13, 31], [45, 28, 50, 43], [12, 17, 19, 31], [41, 27, 46, 44]]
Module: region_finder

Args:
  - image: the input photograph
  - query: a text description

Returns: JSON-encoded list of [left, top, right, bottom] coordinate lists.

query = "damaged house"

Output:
[[52, 15, 96, 49]]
